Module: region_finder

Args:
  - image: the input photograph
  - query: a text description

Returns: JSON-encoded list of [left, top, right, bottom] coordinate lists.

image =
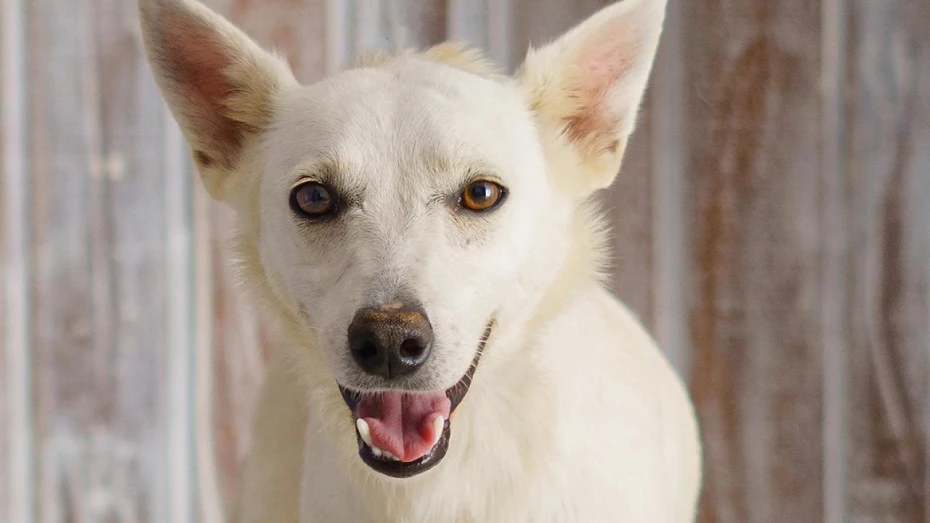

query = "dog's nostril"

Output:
[[355, 339, 380, 362], [399, 338, 427, 360]]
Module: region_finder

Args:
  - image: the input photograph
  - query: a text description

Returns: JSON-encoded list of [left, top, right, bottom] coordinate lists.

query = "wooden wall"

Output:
[[1, 0, 927, 521]]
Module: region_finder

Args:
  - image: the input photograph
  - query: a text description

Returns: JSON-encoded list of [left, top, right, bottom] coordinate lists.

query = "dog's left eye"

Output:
[[460, 180, 505, 212], [290, 182, 338, 219]]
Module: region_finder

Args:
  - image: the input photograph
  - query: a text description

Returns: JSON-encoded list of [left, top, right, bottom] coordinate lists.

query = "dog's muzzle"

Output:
[[338, 319, 494, 478]]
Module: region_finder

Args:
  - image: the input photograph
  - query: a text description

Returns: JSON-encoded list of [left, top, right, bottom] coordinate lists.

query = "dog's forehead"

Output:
[[265, 58, 537, 184]]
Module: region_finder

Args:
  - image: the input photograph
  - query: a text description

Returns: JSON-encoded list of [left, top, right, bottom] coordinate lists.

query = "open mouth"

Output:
[[338, 321, 493, 478]]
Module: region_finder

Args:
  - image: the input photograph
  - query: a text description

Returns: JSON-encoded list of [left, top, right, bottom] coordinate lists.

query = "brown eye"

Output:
[[290, 182, 338, 218], [461, 180, 505, 212]]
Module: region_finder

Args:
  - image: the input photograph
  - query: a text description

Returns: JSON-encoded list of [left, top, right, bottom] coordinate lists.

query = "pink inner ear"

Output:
[[157, 6, 245, 159], [171, 28, 234, 109], [578, 29, 639, 102], [563, 22, 641, 149]]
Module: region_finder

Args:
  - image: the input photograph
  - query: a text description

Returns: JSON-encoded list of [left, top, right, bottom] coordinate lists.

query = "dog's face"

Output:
[[140, 0, 666, 478], [260, 62, 550, 393]]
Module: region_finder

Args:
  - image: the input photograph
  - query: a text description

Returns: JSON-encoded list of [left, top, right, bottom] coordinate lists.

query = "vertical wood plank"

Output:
[[820, 0, 849, 521], [447, 0, 512, 71], [0, 1, 6, 515], [401, 0, 447, 50], [684, 1, 825, 521], [509, 0, 596, 65], [844, 0, 930, 520], [325, 0, 348, 73], [649, 0, 690, 374], [486, 0, 511, 69], [447, 0, 491, 56], [164, 97, 195, 523], [348, 0, 392, 56], [605, 97, 656, 329], [2, 0, 35, 520], [214, 0, 328, 83], [28, 0, 181, 519]]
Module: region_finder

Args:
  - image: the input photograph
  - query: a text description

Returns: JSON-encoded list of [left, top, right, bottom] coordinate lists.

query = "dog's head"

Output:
[[140, 0, 666, 478]]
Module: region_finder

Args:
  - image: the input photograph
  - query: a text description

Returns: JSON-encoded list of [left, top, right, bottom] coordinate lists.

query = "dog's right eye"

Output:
[[460, 179, 505, 212], [290, 182, 338, 219]]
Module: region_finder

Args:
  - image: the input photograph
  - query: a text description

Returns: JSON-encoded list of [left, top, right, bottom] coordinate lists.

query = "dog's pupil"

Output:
[[300, 184, 330, 211], [307, 187, 327, 202], [471, 184, 491, 201]]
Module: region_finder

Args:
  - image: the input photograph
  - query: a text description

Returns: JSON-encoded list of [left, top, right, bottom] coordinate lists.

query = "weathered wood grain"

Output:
[[844, 0, 930, 520], [162, 64, 196, 523], [27, 0, 181, 519], [0, 1, 6, 512], [605, 95, 657, 331], [2, 1, 10, 518], [648, 0, 691, 376], [447, 0, 492, 60], [2, 0, 34, 520], [399, 0, 448, 50], [820, 0, 850, 521], [683, 1, 825, 521], [4, 1, 928, 522], [216, 0, 328, 82], [509, 0, 602, 66]]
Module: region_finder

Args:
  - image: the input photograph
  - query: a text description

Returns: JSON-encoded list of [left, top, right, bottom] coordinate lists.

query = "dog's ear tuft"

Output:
[[516, 0, 666, 193], [139, 0, 297, 203]]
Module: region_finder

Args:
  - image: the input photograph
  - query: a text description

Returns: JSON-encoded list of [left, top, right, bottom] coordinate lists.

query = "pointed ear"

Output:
[[517, 0, 666, 193], [139, 0, 297, 203]]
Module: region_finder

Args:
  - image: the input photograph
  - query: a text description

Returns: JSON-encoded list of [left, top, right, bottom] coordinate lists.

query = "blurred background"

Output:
[[1, 0, 928, 522]]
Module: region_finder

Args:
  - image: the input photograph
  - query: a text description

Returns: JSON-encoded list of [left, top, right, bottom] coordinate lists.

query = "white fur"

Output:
[[139, 0, 702, 521]]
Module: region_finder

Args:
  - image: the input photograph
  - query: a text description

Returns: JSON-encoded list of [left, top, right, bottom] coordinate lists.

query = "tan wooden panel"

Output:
[[844, 0, 930, 520], [682, 1, 826, 521], [604, 98, 656, 329], [820, 2, 849, 521], [509, 0, 604, 66], [648, 0, 692, 375], [401, 0, 448, 49], [447, 0, 491, 60], [210, 0, 328, 82], [27, 0, 181, 519], [1, 1, 10, 517], [1, 0, 32, 519]]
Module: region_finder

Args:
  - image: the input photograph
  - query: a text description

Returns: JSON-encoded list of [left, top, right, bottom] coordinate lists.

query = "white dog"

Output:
[[140, 0, 701, 520]]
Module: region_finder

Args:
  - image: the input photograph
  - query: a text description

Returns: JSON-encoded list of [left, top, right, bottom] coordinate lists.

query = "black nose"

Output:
[[347, 302, 433, 380]]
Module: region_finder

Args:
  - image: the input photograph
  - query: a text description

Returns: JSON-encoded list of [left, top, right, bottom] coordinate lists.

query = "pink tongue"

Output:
[[358, 391, 450, 463]]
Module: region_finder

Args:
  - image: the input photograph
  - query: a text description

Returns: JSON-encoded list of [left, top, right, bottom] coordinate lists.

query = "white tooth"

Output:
[[432, 416, 445, 444], [356, 419, 373, 447], [383, 450, 395, 460], [372, 446, 383, 458]]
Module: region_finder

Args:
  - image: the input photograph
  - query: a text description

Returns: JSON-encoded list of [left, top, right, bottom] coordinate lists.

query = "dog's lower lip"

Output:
[[338, 320, 493, 478]]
